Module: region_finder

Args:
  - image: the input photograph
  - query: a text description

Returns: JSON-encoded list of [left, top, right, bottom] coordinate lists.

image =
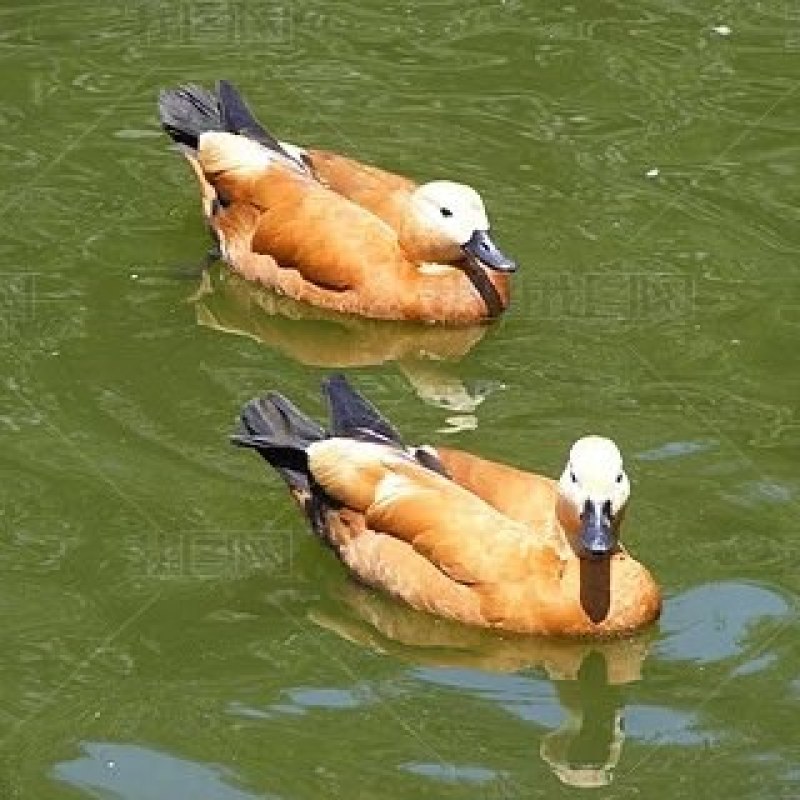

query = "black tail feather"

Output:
[[322, 374, 404, 446], [234, 376, 450, 518], [217, 80, 308, 170], [158, 84, 222, 149], [240, 392, 326, 445], [233, 392, 325, 491], [160, 80, 308, 171]]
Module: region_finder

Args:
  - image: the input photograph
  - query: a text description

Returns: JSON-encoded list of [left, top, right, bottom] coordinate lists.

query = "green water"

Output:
[[1, 1, 798, 797]]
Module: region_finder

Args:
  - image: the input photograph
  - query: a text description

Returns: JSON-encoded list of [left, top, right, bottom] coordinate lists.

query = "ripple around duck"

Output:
[[635, 439, 718, 461], [625, 705, 717, 745], [53, 742, 269, 800], [413, 667, 562, 728], [723, 479, 794, 508], [400, 761, 501, 784], [657, 581, 792, 665], [284, 685, 373, 711]]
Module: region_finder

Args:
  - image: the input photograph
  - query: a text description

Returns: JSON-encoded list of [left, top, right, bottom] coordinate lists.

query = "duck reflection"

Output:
[[189, 265, 497, 416], [540, 652, 626, 788], [311, 582, 651, 788]]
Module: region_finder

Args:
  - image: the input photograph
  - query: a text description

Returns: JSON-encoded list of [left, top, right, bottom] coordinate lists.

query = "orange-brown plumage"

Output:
[[234, 377, 662, 638], [159, 82, 515, 324]]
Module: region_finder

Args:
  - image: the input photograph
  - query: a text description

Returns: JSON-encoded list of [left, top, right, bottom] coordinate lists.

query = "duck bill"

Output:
[[579, 499, 616, 560], [462, 229, 516, 272]]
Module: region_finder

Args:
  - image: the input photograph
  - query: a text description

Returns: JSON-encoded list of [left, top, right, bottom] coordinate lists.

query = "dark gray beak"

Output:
[[579, 499, 616, 560], [462, 229, 516, 272]]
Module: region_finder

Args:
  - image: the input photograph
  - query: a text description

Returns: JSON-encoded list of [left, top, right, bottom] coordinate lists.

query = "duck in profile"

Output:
[[158, 80, 516, 324], [233, 375, 661, 637]]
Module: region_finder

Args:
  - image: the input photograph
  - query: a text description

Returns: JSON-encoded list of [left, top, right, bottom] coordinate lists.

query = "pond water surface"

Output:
[[1, 1, 798, 798]]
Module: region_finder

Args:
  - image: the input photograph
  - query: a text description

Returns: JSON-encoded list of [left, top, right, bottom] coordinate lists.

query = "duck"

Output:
[[233, 375, 662, 637], [158, 80, 516, 324]]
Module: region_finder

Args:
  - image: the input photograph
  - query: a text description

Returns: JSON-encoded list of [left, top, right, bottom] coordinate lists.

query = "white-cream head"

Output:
[[558, 436, 630, 559], [411, 181, 516, 271]]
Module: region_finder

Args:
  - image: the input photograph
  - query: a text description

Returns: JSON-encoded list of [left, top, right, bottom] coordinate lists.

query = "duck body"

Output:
[[234, 376, 661, 638], [159, 81, 515, 324]]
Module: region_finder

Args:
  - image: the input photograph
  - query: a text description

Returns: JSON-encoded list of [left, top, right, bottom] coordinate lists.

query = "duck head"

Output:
[[557, 436, 630, 560], [407, 181, 516, 272]]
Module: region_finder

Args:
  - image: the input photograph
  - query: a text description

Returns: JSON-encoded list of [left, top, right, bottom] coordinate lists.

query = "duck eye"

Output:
[[570, 471, 578, 484], [439, 207, 453, 218], [615, 473, 623, 484]]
